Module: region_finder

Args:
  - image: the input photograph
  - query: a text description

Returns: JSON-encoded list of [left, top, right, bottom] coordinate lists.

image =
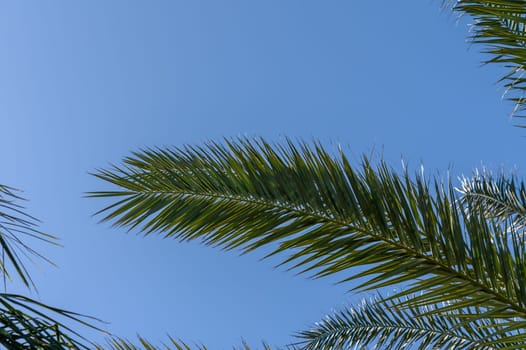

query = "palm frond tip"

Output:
[[443, 0, 526, 123], [0, 185, 59, 290]]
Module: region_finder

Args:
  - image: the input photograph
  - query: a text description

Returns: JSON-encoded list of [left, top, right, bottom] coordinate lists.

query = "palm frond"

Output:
[[89, 138, 526, 342], [100, 337, 206, 350], [458, 169, 526, 231], [0, 184, 106, 348], [0, 293, 104, 349], [295, 296, 519, 350], [443, 0, 526, 124], [99, 336, 277, 350], [0, 184, 58, 289]]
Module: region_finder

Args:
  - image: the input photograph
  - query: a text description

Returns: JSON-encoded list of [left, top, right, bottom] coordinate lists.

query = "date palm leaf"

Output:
[[89, 138, 526, 345], [0, 293, 104, 349], [0, 185, 58, 290], [100, 337, 276, 350], [295, 296, 521, 350], [0, 184, 106, 349], [445, 0, 526, 124]]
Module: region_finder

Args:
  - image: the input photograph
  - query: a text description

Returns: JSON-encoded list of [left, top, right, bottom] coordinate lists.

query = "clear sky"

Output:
[[1, 1, 525, 348]]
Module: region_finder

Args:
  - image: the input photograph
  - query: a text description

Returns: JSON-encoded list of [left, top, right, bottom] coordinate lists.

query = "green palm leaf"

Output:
[[100, 337, 208, 350], [99, 337, 276, 350], [0, 185, 58, 289], [295, 296, 521, 349], [444, 0, 526, 124], [0, 184, 106, 349], [0, 293, 104, 349], [89, 138, 526, 344]]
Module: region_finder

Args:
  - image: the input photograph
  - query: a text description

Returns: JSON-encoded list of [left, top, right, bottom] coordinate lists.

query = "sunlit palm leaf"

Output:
[[295, 296, 521, 349], [444, 0, 526, 124], [458, 169, 526, 231], [89, 138, 526, 344], [0, 184, 58, 289]]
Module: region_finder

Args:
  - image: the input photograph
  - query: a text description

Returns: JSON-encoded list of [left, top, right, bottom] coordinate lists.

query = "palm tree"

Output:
[[86, 0, 526, 348]]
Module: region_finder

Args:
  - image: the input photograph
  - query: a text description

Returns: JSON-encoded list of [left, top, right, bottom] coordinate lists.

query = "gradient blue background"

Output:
[[1, 1, 524, 348]]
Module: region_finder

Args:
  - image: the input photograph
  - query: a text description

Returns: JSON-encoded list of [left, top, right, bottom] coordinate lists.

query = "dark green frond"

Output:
[[0, 184, 58, 289], [295, 296, 520, 349], [0, 293, 104, 349], [89, 138, 526, 342], [444, 0, 526, 124]]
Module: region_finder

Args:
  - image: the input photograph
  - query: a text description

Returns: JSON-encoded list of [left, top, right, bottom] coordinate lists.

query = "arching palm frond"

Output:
[[458, 169, 526, 231], [89, 138, 526, 345], [444, 0, 526, 124], [295, 296, 518, 350], [0, 184, 58, 289]]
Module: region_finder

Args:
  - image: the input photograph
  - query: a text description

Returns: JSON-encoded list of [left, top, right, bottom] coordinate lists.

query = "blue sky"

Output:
[[1, 1, 525, 348]]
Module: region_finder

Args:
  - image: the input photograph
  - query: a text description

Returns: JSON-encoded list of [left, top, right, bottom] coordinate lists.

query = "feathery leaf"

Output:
[[89, 138, 526, 344], [0, 184, 58, 290], [295, 296, 521, 349], [0, 293, 105, 349], [444, 0, 526, 124], [458, 169, 526, 231], [99, 337, 278, 350]]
